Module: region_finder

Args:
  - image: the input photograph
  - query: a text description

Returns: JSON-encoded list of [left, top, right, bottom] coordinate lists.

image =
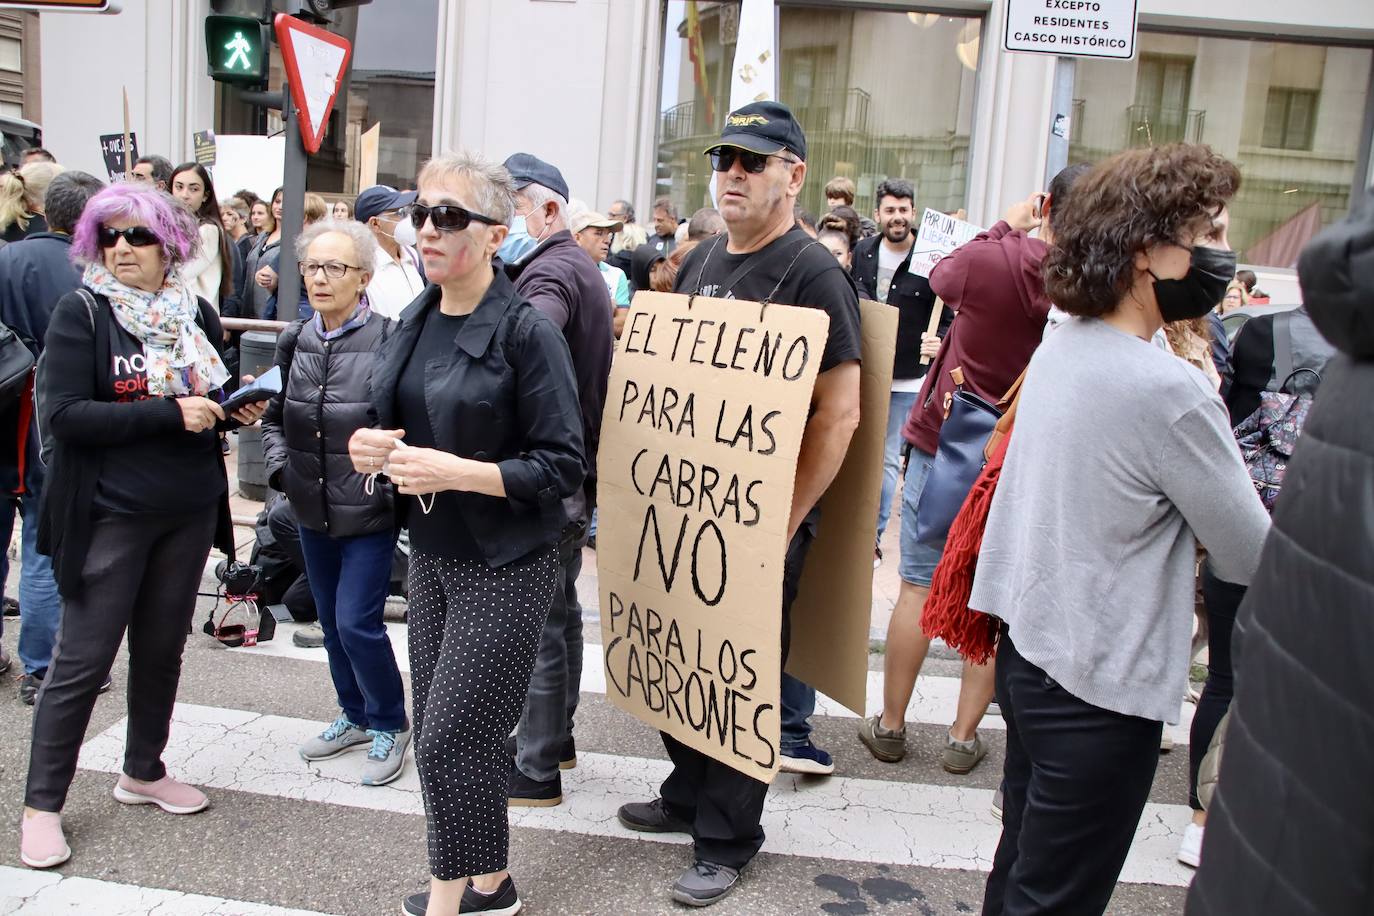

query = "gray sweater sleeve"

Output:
[[1157, 399, 1271, 585]]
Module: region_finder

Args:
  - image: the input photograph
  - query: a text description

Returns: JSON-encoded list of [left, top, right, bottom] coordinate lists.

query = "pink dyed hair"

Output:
[[70, 183, 201, 271]]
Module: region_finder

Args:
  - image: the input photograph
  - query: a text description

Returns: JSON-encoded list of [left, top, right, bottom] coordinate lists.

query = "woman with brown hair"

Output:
[[970, 144, 1271, 915]]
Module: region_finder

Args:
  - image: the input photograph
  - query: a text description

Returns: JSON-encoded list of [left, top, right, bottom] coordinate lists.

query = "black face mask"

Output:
[[1150, 245, 1237, 322]]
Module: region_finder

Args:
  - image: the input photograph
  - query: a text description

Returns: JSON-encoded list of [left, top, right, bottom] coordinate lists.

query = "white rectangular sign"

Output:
[[911, 209, 984, 280], [1004, 0, 1139, 60]]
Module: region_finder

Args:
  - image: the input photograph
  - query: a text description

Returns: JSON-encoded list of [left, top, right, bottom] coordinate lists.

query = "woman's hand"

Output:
[[255, 265, 278, 291], [176, 396, 225, 433], [349, 427, 405, 475], [385, 446, 466, 496], [919, 332, 942, 360], [231, 400, 268, 426]]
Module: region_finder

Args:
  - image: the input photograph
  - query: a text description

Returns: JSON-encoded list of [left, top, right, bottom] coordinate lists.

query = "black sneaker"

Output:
[[98, 674, 113, 693], [507, 762, 561, 807], [2, 596, 18, 617], [402, 876, 521, 916], [672, 860, 740, 907], [617, 797, 692, 834], [18, 672, 41, 705]]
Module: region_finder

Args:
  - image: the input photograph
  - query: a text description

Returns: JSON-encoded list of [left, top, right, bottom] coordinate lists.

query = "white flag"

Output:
[[729, 0, 776, 113]]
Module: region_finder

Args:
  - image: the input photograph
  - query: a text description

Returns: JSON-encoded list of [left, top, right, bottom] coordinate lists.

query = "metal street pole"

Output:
[[277, 87, 307, 320], [1044, 56, 1077, 189]]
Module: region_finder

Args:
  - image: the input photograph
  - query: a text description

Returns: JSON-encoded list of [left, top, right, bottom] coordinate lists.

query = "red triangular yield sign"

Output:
[[274, 14, 352, 155]]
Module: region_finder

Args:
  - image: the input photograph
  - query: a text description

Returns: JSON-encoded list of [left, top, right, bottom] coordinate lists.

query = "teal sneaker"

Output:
[[300, 715, 370, 761]]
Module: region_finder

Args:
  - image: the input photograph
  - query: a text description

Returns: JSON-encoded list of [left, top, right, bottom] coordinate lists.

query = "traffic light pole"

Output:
[[277, 88, 307, 321]]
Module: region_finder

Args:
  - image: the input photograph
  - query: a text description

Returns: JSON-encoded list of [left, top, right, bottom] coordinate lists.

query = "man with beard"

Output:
[[851, 179, 950, 562]]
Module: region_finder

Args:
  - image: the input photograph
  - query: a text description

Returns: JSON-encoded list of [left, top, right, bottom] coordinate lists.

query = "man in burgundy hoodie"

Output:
[[859, 164, 1089, 773]]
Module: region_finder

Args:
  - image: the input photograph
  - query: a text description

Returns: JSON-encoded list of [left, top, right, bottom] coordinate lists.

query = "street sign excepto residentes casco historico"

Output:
[[1003, 0, 1139, 60]]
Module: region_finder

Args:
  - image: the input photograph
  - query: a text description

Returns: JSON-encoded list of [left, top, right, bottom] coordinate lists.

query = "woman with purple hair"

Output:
[[18, 183, 270, 870]]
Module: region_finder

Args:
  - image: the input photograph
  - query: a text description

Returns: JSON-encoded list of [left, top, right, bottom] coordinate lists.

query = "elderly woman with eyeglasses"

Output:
[[20, 183, 269, 869], [348, 150, 584, 916], [261, 218, 410, 787]]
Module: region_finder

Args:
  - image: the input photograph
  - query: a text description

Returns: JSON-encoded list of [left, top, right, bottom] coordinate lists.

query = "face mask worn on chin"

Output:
[[1150, 245, 1237, 322], [498, 213, 539, 264]]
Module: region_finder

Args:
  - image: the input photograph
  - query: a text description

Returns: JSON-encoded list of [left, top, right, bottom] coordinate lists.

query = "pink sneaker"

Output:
[[113, 775, 209, 815], [20, 810, 71, 869]]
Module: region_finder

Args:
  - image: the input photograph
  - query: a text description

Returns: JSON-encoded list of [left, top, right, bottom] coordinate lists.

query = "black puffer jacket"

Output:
[[261, 311, 393, 537], [1187, 196, 1374, 916]]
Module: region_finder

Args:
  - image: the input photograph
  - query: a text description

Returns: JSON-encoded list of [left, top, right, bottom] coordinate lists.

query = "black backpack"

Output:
[[0, 320, 36, 411]]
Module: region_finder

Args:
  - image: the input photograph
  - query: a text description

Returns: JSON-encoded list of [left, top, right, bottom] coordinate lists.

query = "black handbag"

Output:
[[912, 367, 1024, 545]]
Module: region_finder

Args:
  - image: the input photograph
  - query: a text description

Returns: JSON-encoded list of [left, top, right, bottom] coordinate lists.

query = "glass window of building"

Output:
[[657, 2, 982, 223], [1071, 34, 1373, 267]]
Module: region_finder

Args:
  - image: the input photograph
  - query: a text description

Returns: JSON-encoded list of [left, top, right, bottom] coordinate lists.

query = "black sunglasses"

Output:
[[408, 203, 503, 233], [707, 147, 796, 174], [98, 225, 161, 249]]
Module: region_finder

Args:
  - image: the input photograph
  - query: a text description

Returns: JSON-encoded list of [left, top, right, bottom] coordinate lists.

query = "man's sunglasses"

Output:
[[97, 225, 161, 248], [707, 147, 797, 174], [408, 203, 503, 233]]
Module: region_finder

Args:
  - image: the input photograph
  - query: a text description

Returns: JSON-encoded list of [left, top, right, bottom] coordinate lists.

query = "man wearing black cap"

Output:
[[616, 100, 863, 907], [500, 152, 613, 808], [354, 185, 425, 320]]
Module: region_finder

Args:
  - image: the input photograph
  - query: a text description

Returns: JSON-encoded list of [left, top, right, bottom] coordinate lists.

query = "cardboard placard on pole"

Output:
[[193, 129, 217, 167], [596, 291, 829, 782], [359, 122, 380, 190], [98, 131, 138, 183], [121, 87, 133, 181], [786, 299, 898, 715]]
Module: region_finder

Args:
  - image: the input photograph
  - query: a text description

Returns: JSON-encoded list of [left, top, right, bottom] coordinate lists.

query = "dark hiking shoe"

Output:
[[617, 797, 691, 834], [672, 860, 740, 907]]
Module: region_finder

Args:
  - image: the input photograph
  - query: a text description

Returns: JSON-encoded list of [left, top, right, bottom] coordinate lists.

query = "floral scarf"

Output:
[[83, 263, 230, 397]]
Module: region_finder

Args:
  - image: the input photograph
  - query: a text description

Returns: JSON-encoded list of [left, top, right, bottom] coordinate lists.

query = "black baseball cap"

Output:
[[503, 153, 570, 202], [707, 100, 807, 163]]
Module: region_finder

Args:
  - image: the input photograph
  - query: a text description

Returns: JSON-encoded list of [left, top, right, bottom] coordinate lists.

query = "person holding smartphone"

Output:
[[20, 183, 268, 870]]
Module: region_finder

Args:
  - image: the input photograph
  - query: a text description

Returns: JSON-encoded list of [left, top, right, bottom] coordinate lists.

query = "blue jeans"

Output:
[[898, 447, 946, 587], [298, 526, 407, 732], [876, 389, 920, 540], [3, 453, 62, 677], [779, 672, 817, 752]]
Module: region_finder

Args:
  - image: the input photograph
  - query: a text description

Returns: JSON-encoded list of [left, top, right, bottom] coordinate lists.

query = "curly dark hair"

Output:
[[1043, 144, 1241, 317]]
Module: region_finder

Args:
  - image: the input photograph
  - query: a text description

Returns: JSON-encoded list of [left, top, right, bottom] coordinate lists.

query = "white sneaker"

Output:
[[1178, 822, 1204, 868]]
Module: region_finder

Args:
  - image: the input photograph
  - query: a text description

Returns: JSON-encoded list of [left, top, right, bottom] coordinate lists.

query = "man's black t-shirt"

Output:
[[672, 226, 862, 373], [397, 305, 482, 559]]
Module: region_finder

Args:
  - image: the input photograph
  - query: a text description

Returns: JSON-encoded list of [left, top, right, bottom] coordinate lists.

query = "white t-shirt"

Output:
[[875, 243, 906, 304], [367, 245, 425, 320]]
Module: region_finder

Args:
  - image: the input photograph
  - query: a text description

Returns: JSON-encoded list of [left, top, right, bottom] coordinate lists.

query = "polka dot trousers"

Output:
[[407, 548, 557, 880]]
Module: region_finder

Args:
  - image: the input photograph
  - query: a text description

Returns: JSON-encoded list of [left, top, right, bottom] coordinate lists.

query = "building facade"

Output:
[[33, 0, 1374, 267]]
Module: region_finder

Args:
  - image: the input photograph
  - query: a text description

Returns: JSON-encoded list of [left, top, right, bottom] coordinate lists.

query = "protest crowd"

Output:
[[0, 96, 1369, 916]]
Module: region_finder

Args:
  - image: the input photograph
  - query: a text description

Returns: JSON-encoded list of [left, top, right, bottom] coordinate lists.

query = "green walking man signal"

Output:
[[205, 14, 269, 85]]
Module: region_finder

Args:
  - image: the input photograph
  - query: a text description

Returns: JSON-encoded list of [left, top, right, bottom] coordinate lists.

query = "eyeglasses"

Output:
[[408, 202, 503, 233], [97, 225, 160, 248], [707, 147, 797, 174], [299, 261, 365, 279]]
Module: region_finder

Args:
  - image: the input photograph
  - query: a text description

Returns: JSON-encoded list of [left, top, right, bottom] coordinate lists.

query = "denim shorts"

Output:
[[898, 446, 946, 587]]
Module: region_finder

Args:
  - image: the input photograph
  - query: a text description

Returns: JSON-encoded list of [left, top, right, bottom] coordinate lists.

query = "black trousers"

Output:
[[1189, 564, 1245, 810], [983, 625, 1162, 916], [658, 521, 816, 870], [25, 508, 217, 812]]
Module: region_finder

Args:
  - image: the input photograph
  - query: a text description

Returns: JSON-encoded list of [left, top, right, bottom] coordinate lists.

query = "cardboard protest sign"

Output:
[[597, 291, 828, 782], [787, 299, 899, 714], [98, 132, 138, 182], [911, 208, 984, 279]]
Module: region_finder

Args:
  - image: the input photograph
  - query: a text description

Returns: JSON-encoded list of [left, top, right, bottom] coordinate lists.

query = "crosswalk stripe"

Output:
[[0, 865, 337, 915], [234, 621, 1197, 745], [76, 703, 1195, 888]]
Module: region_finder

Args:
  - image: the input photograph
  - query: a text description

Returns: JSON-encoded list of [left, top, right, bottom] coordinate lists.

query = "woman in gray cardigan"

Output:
[[971, 144, 1271, 916]]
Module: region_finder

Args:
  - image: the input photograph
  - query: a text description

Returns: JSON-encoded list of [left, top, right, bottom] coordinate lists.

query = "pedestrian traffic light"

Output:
[[205, 14, 269, 85]]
